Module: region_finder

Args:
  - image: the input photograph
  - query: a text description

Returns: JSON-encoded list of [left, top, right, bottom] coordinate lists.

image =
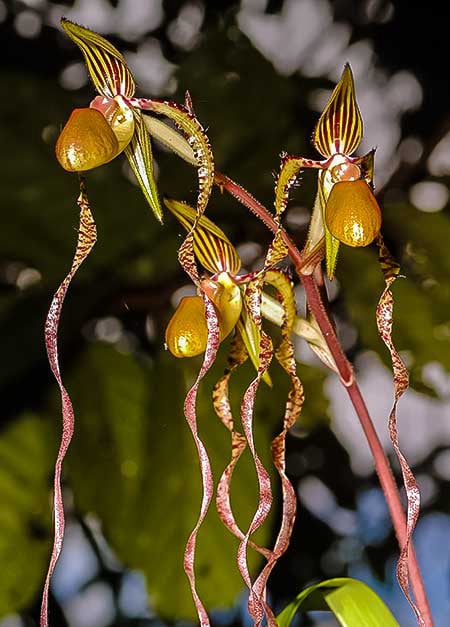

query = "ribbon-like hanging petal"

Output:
[[182, 296, 220, 626], [250, 270, 303, 627], [41, 179, 97, 627], [213, 334, 272, 558], [156, 98, 216, 623], [375, 235, 423, 626], [236, 280, 274, 624]]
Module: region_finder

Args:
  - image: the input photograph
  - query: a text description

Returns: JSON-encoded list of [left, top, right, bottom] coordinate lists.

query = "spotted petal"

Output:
[[164, 198, 241, 275], [125, 111, 162, 223], [313, 64, 362, 158], [251, 270, 303, 623], [41, 178, 97, 627], [373, 236, 424, 623], [135, 99, 214, 219], [61, 18, 135, 99], [275, 154, 304, 217]]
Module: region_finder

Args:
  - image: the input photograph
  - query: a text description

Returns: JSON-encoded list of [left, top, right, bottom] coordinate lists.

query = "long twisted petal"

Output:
[[213, 334, 271, 558], [182, 296, 220, 626], [375, 236, 423, 626], [237, 280, 274, 625], [251, 270, 303, 626], [153, 98, 216, 621], [41, 179, 97, 627]]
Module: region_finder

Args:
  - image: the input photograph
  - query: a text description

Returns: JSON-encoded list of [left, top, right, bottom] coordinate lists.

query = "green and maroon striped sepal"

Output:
[[313, 64, 363, 158], [164, 198, 241, 276], [61, 19, 135, 99]]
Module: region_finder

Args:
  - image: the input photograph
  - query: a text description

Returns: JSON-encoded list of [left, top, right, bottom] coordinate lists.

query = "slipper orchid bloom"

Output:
[[55, 19, 214, 222], [164, 199, 242, 359], [275, 64, 381, 278], [164, 198, 336, 377]]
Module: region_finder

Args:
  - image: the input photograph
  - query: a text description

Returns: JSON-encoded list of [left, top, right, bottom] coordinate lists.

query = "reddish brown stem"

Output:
[[215, 171, 433, 625]]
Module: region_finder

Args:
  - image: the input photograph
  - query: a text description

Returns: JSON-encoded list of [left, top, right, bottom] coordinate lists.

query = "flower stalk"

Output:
[[214, 170, 433, 626]]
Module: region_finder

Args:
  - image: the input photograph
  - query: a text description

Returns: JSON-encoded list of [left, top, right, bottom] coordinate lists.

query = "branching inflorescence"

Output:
[[44, 19, 432, 627]]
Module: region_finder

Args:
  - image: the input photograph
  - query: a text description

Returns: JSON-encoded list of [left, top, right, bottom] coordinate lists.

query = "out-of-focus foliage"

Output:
[[0, 416, 53, 615], [64, 343, 281, 619]]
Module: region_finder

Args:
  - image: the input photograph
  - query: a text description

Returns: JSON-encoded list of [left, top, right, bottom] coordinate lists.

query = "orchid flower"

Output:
[[165, 198, 337, 377], [42, 19, 215, 627], [164, 194, 304, 625], [56, 19, 214, 222], [274, 64, 381, 279]]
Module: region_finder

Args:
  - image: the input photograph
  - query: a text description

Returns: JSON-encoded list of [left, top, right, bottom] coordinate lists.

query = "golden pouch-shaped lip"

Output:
[[325, 179, 382, 247], [165, 276, 243, 359], [165, 296, 209, 358], [55, 107, 120, 172]]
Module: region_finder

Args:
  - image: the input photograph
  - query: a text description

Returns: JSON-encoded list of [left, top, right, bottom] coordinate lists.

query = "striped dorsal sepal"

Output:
[[61, 19, 135, 98], [313, 64, 363, 159], [164, 198, 241, 275]]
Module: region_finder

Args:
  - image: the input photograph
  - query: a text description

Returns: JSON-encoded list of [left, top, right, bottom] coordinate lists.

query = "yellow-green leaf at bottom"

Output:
[[277, 577, 399, 627]]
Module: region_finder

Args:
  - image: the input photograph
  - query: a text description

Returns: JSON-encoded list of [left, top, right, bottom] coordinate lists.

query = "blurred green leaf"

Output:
[[0, 415, 53, 617], [64, 342, 301, 619], [277, 577, 399, 626], [292, 363, 330, 434]]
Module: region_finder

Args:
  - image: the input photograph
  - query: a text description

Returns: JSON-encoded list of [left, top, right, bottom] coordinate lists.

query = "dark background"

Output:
[[1, 1, 450, 626]]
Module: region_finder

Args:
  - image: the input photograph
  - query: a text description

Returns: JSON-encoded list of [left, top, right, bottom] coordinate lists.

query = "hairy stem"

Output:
[[215, 171, 433, 625]]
